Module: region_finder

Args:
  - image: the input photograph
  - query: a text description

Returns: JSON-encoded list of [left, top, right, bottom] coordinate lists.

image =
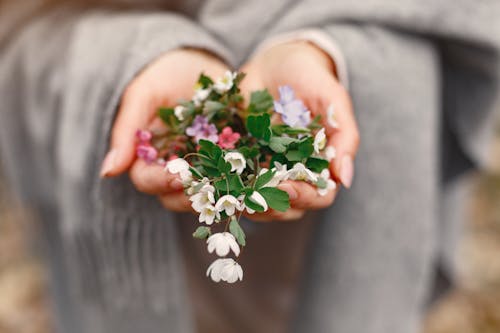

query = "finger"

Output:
[[158, 192, 192, 213], [278, 180, 337, 210], [238, 65, 266, 108], [305, 77, 360, 188], [129, 159, 184, 195], [327, 84, 359, 189], [245, 208, 305, 222], [100, 81, 154, 178]]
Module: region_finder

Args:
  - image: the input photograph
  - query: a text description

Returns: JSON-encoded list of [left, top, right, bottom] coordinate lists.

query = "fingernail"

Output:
[[170, 179, 184, 191], [100, 149, 117, 178], [280, 183, 298, 200], [340, 155, 354, 189]]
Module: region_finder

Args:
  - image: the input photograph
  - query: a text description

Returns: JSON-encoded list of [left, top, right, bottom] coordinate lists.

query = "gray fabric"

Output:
[[0, 1, 499, 333]]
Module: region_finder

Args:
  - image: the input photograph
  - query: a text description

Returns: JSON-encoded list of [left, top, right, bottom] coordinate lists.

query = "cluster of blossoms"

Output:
[[136, 72, 338, 283]]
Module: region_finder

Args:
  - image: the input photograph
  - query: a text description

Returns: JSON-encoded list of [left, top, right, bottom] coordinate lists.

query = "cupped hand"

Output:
[[101, 48, 229, 212], [240, 41, 360, 222]]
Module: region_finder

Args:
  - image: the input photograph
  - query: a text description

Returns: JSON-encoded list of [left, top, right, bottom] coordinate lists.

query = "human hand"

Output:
[[239, 41, 360, 222], [100, 48, 229, 212]]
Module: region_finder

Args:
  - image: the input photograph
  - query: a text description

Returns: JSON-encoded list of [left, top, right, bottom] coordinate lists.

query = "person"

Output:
[[0, 0, 498, 332]]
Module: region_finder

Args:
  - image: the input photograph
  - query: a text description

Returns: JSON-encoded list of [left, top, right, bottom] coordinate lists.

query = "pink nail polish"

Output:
[[340, 155, 354, 188], [100, 149, 117, 178]]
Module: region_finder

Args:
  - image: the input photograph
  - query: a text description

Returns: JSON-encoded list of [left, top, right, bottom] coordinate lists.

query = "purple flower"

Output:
[[274, 86, 311, 128], [278, 85, 295, 104], [186, 115, 219, 143]]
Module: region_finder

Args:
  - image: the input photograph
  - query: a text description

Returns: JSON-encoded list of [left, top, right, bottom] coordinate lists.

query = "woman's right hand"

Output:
[[100, 48, 230, 212]]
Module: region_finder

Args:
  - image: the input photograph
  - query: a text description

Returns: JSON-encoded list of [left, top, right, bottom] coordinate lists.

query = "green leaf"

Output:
[[269, 136, 297, 153], [308, 114, 323, 130], [258, 187, 290, 212], [198, 73, 213, 88], [246, 113, 271, 142], [248, 89, 274, 114], [189, 167, 204, 180], [244, 193, 266, 212], [229, 174, 245, 192], [239, 146, 259, 159], [217, 158, 232, 174], [203, 166, 221, 177], [229, 218, 246, 246], [204, 101, 226, 114], [214, 174, 245, 194], [305, 157, 330, 173], [198, 139, 222, 160], [298, 137, 314, 156], [255, 169, 275, 189], [271, 124, 311, 136], [158, 107, 178, 128], [193, 226, 211, 239], [270, 154, 288, 168], [285, 150, 304, 161]]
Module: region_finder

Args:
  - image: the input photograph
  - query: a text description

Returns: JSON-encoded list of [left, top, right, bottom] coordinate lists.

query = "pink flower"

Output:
[[136, 129, 153, 142], [136, 144, 158, 164], [217, 127, 240, 149]]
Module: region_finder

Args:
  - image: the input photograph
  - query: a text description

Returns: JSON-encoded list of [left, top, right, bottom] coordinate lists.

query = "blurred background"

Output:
[[0, 129, 499, 333]]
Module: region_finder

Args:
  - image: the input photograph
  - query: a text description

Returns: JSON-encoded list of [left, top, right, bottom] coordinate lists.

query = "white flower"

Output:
[[324, 146, 336, 161], [287, 163, 318, 182], [238, 195, 255, 214], [186, 177, 210, 195], [165, 158, 192, 183], [174, 105, 187, 121], [215, 195, 241, 216], [213, 71, 237, 94], [265, 162, 288, 187], [224, 152, 246, 174], [199, 204, 220, 225], [189, 184, 215, 213], [193, 85, 211, 106], [207, 232, 240, 257], [206, 258, 243, 283], [313, 128, 327, 154], [249, 191, 268, 212], [317, 169, 337, 196], [327, 104, 339, 129]]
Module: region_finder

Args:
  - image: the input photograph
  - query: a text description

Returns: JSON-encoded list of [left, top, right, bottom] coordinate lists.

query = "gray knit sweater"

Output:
[[0, 1, 498, 332]]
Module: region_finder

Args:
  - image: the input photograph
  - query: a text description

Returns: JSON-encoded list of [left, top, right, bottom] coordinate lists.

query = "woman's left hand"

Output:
[[239, 41, 360, 222]]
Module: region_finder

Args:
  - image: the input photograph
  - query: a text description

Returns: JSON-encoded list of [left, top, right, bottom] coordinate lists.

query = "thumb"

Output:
[[100, 83, 152, 177]]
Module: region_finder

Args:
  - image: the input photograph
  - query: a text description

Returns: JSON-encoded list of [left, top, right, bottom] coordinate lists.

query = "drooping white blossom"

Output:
[[199, 204, 220, 225], [190, 184, 216, 213], [174, 105, 187, 121], [215, 195, 241, 216], [313, 128, 327, 154], [165, 158, 192, 183], [224, 152, 246, 174], [238, 195, 255, 214], [317, 169, 337, 196], [249, 191, 268, 212], [206, 258, 243, 283], [207, 232, 240, 257], [186, 177, 210, 195], [193, 85, 211, 106], [287, 163, 318, 182], [213, 71, 237, 94]]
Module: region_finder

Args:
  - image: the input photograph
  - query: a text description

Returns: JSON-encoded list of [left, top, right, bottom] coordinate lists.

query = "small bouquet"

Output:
[[136, 72, 337, 283]]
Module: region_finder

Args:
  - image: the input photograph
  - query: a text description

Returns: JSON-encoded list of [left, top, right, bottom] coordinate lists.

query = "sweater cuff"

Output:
[[252, 29, 349, 89]]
